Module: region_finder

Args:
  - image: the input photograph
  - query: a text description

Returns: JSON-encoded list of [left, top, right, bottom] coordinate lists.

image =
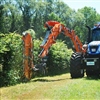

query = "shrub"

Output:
[[32, 39, 73, 76], [47, 40, 72, 75], [0, 29, 37, 87], [0, 33, 72, 87], [0, 33, 23, 86], [33, 39, 42, 64]]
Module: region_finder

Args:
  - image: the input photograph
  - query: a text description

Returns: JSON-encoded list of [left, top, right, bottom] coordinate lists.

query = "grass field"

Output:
[[0, 73, 100, 100]]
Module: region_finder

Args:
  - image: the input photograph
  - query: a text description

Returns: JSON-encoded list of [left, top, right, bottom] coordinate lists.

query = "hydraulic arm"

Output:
[[39, 21, 86, 58], [21, 21, 86, 80]]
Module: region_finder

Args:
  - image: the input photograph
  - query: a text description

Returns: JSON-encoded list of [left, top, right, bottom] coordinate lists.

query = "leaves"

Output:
[[47, 40, 73, 75], [0, 33, 23, 87], [0, 0, 100, 41]]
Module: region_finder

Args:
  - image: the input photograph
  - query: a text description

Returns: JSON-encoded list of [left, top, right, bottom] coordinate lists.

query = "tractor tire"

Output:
[[86, 70, 93, 77], [70, 52, 84, 78], [86, 69, 100, 77]]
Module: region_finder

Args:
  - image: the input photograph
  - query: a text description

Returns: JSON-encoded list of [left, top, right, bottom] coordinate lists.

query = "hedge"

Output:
[[0, 33, 23, 87], [0, 32, 72, 87], [47, 40, 72, 75]]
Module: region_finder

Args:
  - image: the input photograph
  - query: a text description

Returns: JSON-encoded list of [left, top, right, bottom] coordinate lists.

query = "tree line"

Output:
[[0, 0, 100, 46]]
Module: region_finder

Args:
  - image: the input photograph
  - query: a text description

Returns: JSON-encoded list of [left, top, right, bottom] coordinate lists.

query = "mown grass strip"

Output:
[[1, 73, 100, 100]]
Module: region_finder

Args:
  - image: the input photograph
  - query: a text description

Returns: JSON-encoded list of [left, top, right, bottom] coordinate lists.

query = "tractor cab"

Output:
[[92, 23, 100, 41], [87, 23, 100, 55]]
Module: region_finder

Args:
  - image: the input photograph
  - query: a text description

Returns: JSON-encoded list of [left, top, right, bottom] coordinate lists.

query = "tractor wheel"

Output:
[[86, 70, 93, 77], [86, 69, 100, 77], [70, 52, 84, 78]]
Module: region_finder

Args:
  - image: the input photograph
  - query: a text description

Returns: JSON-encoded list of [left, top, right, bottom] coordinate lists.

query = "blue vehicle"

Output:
[[70, 23, 100, 78], [84, 23, 100, 77]]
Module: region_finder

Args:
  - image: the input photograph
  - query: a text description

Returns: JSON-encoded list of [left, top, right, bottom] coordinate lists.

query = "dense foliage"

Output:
[[0, 33, 23, 87], [0, 0, 100, 45], [0, 33, 72, 86], [47, 41, 72, 75], [0, 0, 100, 86]]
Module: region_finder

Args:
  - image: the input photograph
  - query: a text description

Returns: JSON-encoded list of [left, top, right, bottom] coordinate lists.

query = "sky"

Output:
[[62, 0, 100, 14]]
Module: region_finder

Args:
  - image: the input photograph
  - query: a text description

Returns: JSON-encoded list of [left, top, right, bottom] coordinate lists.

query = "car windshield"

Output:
[[92, 29, 100, 41]]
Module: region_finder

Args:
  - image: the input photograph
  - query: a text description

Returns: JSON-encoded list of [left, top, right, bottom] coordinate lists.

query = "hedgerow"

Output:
[[47, 40, 72, 75], [0, 33, 23, 87], [0, 32, 72, 87]]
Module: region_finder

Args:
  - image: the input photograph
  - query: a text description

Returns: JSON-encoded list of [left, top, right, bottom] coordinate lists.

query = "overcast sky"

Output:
[[62, 0, 100, 14]]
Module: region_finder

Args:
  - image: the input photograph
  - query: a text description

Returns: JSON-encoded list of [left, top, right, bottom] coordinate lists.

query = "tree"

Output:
[[96, 13, 100, 22], [78, 7, 97, 27], [16, 0, 36, 31], [31, 1, 47, 37], [54, 1, 73, 27], [0, 5, 4, 33], [77, 7, 99, 42]]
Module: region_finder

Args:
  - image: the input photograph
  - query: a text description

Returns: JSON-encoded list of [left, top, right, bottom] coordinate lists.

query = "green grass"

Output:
[[0, 73, 100, 100]]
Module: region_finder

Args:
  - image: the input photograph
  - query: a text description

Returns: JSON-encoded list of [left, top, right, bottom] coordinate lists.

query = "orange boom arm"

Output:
[[39, 21, 86, 58]]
